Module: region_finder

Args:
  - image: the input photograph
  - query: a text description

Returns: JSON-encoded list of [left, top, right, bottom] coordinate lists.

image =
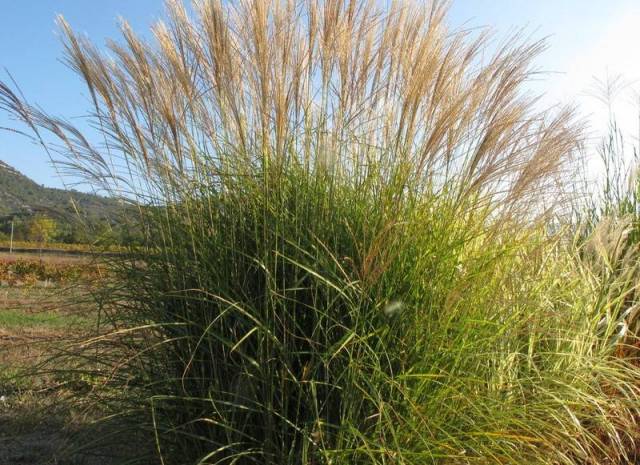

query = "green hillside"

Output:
[[0, 160, 126, 243], [0, 160, 120, 219]]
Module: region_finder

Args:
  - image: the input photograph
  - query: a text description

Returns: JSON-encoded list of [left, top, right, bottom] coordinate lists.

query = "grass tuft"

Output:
[[1, 1, 639, 464]]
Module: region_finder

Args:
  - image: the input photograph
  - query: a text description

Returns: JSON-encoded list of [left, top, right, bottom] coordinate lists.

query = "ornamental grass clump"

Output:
[[1, 1, 640, 464]]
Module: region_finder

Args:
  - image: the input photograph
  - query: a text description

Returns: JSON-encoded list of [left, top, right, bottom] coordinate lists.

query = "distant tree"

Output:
[[28, 215, 57, 246]]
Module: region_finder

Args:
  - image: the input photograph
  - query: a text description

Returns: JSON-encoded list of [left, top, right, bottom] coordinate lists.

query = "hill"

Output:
[[0, 160, 120, 220], [0, 160, 127, 243]]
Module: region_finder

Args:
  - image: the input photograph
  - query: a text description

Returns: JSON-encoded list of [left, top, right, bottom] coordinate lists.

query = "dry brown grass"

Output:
[[0, 251, 90, 265], [1, 0, 581, 225]]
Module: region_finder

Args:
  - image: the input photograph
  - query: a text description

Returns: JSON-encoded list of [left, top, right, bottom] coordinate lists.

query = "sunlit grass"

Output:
[[0, 308, 90, 329]]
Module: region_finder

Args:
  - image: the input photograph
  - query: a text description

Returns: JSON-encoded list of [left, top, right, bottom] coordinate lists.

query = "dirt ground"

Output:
[[0, 326, 121, 464], [0, 253, 132, 465], [0, 251, 91, 265]]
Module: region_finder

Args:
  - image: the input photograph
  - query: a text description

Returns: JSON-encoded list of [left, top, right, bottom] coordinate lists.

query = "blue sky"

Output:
[[0, 1, 162, 188], [1, 1, 639, 188]]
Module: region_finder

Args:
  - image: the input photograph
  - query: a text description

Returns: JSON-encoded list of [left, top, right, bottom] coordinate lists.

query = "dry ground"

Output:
[[0, 252, 132, 465], [0, 251, 91, 265]]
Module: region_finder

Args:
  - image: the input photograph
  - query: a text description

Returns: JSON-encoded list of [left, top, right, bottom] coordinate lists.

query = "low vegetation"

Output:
[[1, 1, 640, 465], [0, 251, 111, 465], [0, 253, 103, 285]]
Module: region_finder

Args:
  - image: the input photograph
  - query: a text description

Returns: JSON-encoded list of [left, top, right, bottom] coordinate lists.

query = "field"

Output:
[[0, 241, 95, 254], [0, 241, 126, 255], [0, 251, 129, 465]]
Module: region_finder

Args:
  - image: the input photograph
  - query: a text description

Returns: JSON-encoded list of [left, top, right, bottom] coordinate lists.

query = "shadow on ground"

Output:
[[0, 398, 134, 465]]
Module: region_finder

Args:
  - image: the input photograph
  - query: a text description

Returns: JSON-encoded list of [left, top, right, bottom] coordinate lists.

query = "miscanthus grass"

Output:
[[2, 1, 640, 464]]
